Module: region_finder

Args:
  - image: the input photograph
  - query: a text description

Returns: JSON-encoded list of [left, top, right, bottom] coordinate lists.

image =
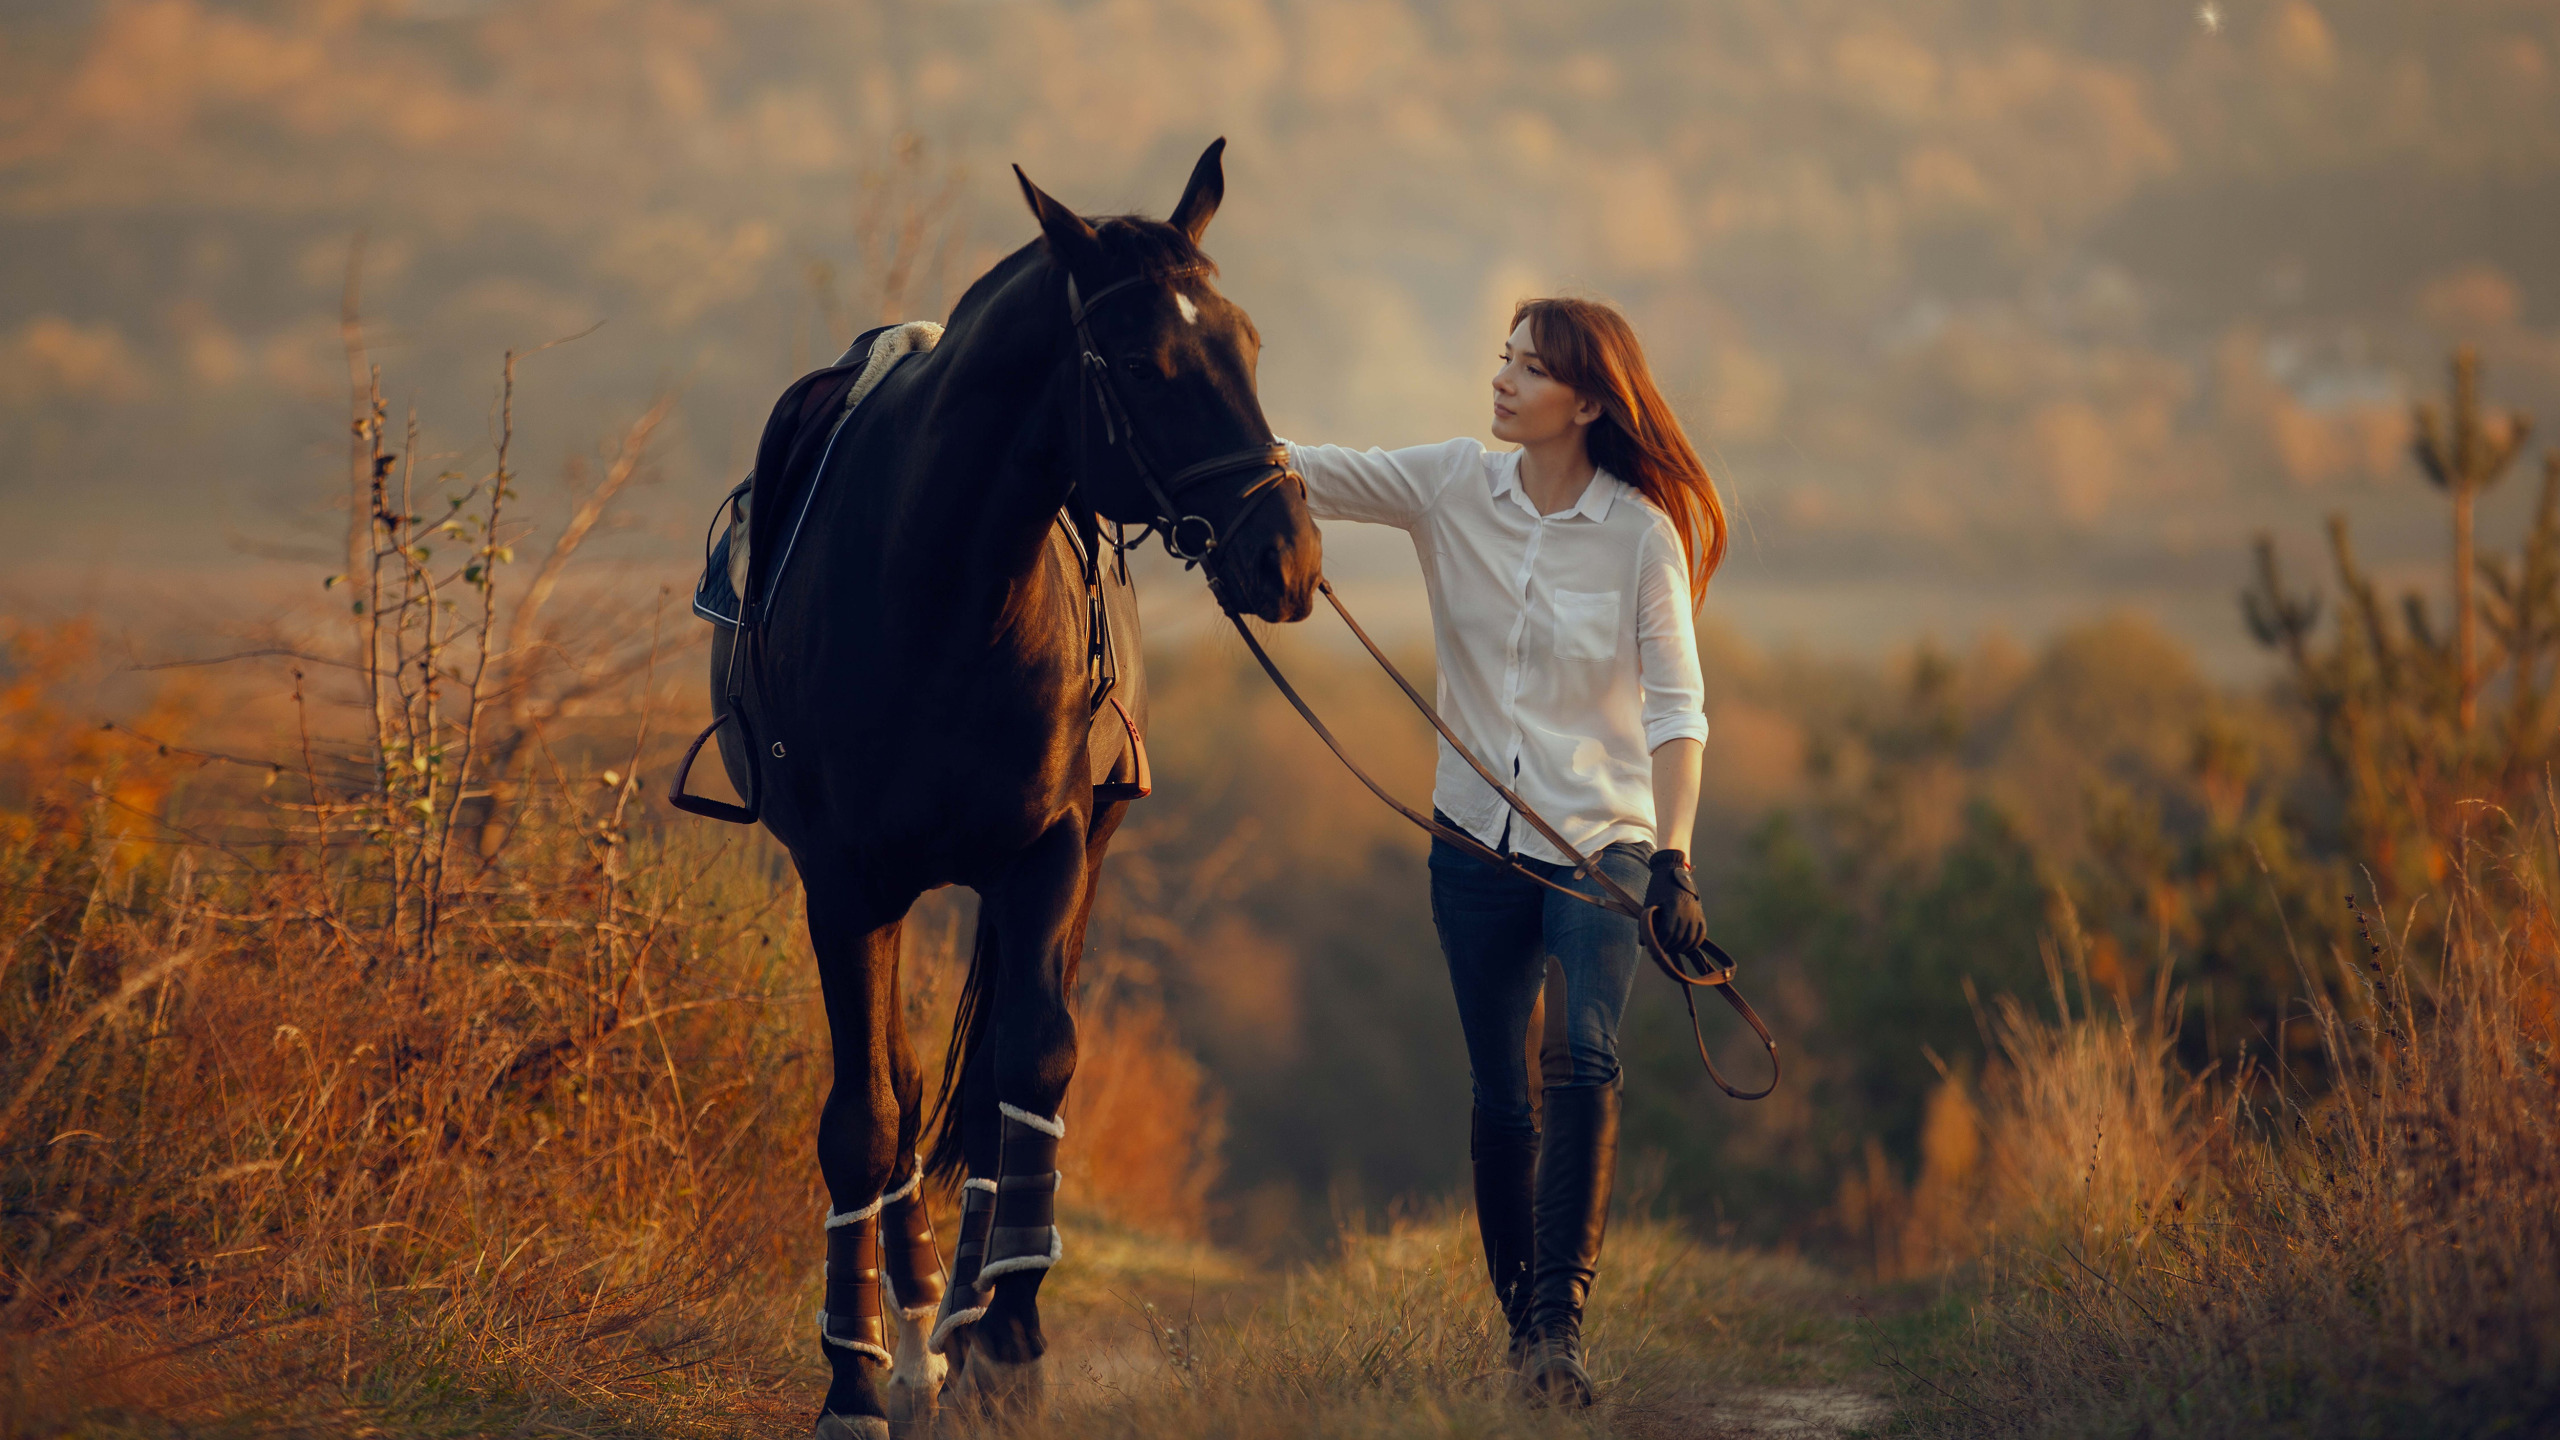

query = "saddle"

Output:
[[689, 323, 1150, 806]]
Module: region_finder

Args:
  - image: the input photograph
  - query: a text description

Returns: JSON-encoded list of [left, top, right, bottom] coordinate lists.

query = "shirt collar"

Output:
[[1493, 450, 1623, 523]]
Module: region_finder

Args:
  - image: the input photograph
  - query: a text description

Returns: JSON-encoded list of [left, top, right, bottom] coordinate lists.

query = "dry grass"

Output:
[[0, 732, 1871, 1438], [0, 598, 1228, 1440], [1022, 1205, 1875, 1440], [1878, 820, 2560, 1437]]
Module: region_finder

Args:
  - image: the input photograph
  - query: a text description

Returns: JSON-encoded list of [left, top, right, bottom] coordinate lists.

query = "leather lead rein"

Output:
[[1227, 580, 1780, 1101], [1073, 267, 1775, 1100]]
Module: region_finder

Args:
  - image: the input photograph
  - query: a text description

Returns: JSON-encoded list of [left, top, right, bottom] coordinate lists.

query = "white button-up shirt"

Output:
[[1286, 437, 1710, 864]]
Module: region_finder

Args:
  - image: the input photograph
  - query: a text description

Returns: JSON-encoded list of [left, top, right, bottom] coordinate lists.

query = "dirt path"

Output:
[[1022, 1216, 1909, 1437], [1654, 1386, 1896, 1438]]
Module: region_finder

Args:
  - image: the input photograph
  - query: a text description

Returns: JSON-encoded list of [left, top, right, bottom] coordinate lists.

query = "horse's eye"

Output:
[[1121, 356, 1153, 380]]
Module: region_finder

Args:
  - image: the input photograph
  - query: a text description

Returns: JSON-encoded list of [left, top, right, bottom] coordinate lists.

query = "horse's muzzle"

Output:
[[1223, 525, 1319, 624]]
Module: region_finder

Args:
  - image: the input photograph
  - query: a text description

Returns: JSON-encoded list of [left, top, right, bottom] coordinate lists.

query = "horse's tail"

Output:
[[923, 902, 1000, 1186]]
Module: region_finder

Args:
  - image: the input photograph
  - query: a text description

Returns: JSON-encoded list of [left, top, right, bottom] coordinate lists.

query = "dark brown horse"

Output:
[[696, 141, 1319, 1437]]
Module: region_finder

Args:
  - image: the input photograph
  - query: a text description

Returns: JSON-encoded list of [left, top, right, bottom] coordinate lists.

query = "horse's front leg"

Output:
[[805, 876, 916, 1440], [947, 814, 1091, 1413]]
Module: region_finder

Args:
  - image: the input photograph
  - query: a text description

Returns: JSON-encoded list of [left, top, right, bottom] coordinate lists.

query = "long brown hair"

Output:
[[1511, 297, 1726, 606]]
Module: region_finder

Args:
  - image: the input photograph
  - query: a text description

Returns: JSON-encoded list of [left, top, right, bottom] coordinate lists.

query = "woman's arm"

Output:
[[1634, 519, 1709, 853], [1650, 736, 1702, 854], [1283, 437, 1481, 529]]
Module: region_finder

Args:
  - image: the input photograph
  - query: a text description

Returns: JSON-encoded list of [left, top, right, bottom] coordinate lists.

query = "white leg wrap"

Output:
[[877, 1164, 921, 1208], [997, 1102, 1065, 1137], [814, 1307, 892, 1366], [929, 1298, 989, 1355], [825, 1195, 887, 1228], [825, 1151, 925, 1228], [976, 1223, 1064, 1283]]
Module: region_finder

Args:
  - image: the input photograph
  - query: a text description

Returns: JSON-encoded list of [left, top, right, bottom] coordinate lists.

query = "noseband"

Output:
[[1064, 268, 1300, 587]]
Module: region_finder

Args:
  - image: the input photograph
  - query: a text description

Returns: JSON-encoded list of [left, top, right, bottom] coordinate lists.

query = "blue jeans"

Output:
[[1427, 816, 1650, 1141]]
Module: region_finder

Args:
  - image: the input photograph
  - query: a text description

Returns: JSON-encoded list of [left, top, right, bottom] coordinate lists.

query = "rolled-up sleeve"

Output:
[[1283, 437, 1478, 530], [1635, 520, 1710, 751]]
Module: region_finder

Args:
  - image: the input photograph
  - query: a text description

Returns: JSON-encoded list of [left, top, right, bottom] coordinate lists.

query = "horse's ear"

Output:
[[1168, 137, 1226, 245], [1015, 165, 1103, 275]]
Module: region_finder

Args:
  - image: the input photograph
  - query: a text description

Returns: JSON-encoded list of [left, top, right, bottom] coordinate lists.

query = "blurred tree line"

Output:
[[1112, 348, 2556, 1257]]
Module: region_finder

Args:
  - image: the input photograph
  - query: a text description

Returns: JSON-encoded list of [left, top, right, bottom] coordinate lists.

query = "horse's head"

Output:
[[1015, 139, 1321, 625]]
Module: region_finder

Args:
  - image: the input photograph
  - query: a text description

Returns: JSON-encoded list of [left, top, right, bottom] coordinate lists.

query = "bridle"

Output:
[[672, 258, 1777, 1097], [1058, 260, 1777, 1102], [1062, 266, 1301, 587]]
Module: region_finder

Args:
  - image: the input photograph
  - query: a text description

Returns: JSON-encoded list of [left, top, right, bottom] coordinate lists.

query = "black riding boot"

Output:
[[1470, 1107, 1539, 1361], [1519, 1078, 1620, 1407]]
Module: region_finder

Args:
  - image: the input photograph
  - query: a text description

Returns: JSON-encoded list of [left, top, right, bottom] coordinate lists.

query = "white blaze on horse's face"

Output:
[[1175, 291, 1200, 326]]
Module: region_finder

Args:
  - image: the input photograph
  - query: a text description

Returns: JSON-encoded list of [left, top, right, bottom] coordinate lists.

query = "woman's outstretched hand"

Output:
[[1643, 849, 1708, 956]]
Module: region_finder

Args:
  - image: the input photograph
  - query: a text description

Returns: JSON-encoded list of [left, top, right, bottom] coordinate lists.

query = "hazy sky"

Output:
[[5, 0, 2557, 674]]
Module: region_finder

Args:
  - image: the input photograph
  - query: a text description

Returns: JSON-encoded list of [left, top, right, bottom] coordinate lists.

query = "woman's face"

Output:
[[1491, 318, 1598, 447]]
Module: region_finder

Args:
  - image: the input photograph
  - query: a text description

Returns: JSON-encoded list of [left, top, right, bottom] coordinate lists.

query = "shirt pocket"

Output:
[[1550, 589, 1622, 662]]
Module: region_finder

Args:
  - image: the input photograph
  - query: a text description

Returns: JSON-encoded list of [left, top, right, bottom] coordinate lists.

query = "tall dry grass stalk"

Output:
[[1892, 813, 2560, 1435], [0, 741, 830, 1434]]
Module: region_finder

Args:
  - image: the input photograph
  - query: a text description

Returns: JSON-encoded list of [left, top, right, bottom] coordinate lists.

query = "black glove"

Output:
[[1643, 849, 1708, 956]]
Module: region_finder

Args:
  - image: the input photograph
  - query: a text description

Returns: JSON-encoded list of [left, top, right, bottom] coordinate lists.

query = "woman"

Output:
[[1285, 297, 1724, 1405]]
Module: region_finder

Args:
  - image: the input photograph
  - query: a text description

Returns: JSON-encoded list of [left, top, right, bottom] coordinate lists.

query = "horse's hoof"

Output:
[[812, 1412, 891, 1440], [886, 1374, 939, 1440], [947, 1348, 1045, 1418], [887, 1303, 947, 1439]]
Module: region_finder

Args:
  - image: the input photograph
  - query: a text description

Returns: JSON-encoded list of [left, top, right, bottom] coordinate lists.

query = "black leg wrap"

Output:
[[927, 1180, 996, 1353], [981, 1105, 1063, 1282], [880, 1159, 946, 1319], [820, 1208, 889, 1367]]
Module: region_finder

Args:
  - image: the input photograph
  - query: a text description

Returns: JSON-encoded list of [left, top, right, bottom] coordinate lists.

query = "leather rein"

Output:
[[675, 265, 1778, 1099], [1068, 266, 1776, 1101], [1222, 588, 1779, 1101]]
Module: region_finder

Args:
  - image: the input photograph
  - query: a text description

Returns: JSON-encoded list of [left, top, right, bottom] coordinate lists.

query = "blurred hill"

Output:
[[6, 0, 2560, 673]]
